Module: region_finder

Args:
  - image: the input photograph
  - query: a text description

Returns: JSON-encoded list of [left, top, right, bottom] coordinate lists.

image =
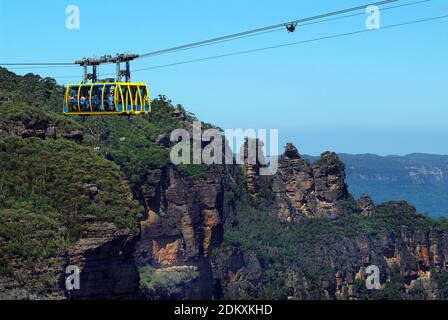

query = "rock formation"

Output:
[[239, 138, 266, 195], [357, 194, 376, 217], [268, 143, 354, 221]]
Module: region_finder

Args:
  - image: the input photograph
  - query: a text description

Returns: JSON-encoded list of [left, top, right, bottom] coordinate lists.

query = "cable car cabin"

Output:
[[63, 82, 151, 115]]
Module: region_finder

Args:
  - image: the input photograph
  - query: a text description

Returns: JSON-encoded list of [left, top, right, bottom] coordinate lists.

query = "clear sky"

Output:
[[1, 0, 447, 155]]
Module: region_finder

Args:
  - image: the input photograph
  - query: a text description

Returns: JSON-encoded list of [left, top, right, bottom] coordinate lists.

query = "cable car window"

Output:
[[91, 85, 103, 112], [116, 85, 123, 112], [79, 86, 91, 111], [129, 85, 140, 111], [68, 86, 79, 111], [104, 85, 116, 112], [140, 86, 150, 111], [120, 85, 132, 112]]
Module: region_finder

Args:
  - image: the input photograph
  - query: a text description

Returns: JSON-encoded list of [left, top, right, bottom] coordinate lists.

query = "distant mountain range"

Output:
[[305, 153, 448, 217]]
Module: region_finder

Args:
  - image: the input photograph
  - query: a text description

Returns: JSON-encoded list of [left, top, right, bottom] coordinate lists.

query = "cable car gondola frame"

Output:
[[63, 53, 151, 116]]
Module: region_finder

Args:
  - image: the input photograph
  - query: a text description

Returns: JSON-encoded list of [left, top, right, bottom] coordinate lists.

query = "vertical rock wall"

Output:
[[133, 165, 225, 299]]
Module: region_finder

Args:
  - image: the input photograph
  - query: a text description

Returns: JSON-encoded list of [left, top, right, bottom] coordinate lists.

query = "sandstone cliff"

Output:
[[133, 164, 225, 299]]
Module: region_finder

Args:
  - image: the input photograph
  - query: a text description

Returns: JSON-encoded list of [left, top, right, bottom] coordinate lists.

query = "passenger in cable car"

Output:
[[109, 87, 115, 111], [103, 87, 110, 111], [86, 90, 91, 111], [91, 86, 102, 112], [80, 96, 86, 111], [80, 89, 90, 111], [68, 88, 78, 111], [92, 93, 100, 111]]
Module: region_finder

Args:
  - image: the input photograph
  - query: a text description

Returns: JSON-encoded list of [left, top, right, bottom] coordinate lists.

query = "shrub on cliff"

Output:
[[139, 265, 199, 300]]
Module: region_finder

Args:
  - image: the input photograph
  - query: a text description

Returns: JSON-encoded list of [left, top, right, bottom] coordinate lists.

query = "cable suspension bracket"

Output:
[[75, 53, 139, 83]]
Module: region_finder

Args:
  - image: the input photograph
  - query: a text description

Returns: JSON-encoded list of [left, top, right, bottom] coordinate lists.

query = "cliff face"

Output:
[[292, 225, 448, 300], [214, 204, 448, 300], [133, 164, 225, 299]]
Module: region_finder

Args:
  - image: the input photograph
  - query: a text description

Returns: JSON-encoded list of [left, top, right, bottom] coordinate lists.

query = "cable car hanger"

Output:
[[63, 53, 151, 116]]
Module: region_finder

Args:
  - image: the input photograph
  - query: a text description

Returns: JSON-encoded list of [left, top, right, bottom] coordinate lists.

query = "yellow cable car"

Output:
[[64, 54, 151, 116], [63, 82, 151, 115]]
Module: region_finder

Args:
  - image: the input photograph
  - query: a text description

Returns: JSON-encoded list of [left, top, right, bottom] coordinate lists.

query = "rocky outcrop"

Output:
[[239, 139, 266, 195], [62, 130, 84, 143], [1, 114, 82, 142], [0, 221, 138, 300], [269, 144, 355, 222], [12, 120, 57, 140], [312, 151, 352, 216], [358, 194, 376, 217], [155, 134, 171, 148], [66, 222, 139, 300], [133, 164, 225, 299]]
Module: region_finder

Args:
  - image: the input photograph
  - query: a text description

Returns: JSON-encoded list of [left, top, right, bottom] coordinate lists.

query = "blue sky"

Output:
[[1, 0, 447, 155]]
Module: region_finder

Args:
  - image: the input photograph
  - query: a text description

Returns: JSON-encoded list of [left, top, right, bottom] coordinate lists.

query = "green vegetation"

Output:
[[221, 199, 335, 299], [139, 265, 199, 300], [177, 163, 214, 182], [433, 270, 448, 299], [0, 102, 81, 136], [80, 115, 172, 185], [353, 268, 408, 300], [0, 136, 143, 235], [0, 135, 143, 295], [0, 207, 65, 296], [0, 68, 63, 113], [76, 97, 215, 184]]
